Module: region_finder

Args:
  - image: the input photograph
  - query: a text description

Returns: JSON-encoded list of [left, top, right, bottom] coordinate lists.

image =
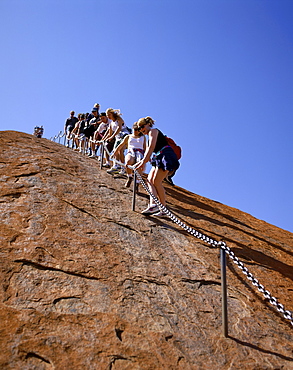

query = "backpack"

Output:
[[165, 136, 182, 160]]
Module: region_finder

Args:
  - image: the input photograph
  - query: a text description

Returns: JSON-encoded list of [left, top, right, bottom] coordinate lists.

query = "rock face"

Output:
[[0, 130, 292, 369]]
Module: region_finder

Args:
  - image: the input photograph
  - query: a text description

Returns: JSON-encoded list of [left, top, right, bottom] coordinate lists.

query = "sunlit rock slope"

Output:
[[0, 131, 292, 369]]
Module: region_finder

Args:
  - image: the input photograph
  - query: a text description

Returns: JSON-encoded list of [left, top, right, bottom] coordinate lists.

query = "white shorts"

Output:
[[126, 149, 144, 162]]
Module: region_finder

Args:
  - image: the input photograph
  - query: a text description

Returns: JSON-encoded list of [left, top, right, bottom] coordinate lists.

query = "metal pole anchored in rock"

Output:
[[100, 143, 104, 170], [220, 247, 228, 337], [132, 171, 137, 211]]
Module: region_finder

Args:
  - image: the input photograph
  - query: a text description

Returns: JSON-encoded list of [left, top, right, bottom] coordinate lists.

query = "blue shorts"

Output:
[[150, 146, 179, 172]]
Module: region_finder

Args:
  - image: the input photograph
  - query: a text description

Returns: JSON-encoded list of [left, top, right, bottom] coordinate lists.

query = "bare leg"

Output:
[[147, 167, 168, 206], [74, 135, 79, 149], [125, 154, 135, 176], [91, 132, 98, 156], [120, 150, 125, 165]]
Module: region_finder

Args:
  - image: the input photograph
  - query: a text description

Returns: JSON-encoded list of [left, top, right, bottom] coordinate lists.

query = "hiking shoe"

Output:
[[119, 168, 126, 176], [125, 177, 133, 188], [107, 167, 120, 174], [103, 163, 110, 168], [153, 210, 167, 217], [141, 205, 159, 215]]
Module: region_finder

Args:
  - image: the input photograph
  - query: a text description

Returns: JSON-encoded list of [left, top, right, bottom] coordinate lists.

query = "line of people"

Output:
[[64, 104, 180, 216]]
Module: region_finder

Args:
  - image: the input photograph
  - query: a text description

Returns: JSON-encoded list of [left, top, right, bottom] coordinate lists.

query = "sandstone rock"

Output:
[[0, 131, 292, 369]]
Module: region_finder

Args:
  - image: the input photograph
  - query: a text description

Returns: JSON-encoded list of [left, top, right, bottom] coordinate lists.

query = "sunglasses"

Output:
[[138, 124, 147, 130]]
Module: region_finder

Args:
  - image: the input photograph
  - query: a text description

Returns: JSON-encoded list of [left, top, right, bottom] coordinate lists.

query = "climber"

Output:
[[112, 122, 146, 188], [33, 126, 44, 138], [133, 116, 179, 216], [103, 108, 130, 175]]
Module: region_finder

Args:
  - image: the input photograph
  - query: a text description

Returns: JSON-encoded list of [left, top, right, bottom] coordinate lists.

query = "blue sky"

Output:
[[1, 0, 292, 232]]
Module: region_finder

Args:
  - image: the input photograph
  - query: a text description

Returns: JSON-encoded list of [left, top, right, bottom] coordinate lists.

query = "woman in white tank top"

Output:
[[103, 108, 127, 173], [113, 122, 146, 187]]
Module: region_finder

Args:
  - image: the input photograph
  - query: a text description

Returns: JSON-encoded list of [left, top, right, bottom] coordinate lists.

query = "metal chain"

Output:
[[134, 169, 293, 327], [218, 241, 293, 325]]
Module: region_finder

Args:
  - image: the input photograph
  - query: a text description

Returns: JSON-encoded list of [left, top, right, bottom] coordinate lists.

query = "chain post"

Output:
[[100, 144, 104, 170], [220, 246, 228, 337], [132, 172, 137, 211]]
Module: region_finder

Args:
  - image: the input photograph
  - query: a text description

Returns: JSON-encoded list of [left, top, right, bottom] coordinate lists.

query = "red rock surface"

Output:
[[0, 130, 292, 369]]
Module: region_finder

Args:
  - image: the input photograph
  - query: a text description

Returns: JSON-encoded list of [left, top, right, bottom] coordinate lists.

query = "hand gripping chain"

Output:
[[133, 168, 293, 327]]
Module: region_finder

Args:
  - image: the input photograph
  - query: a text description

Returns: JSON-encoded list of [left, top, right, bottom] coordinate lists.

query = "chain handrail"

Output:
[[54, 134, 293, 327], [50, 130, 65, 143], [133, 169, 293, 327]]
